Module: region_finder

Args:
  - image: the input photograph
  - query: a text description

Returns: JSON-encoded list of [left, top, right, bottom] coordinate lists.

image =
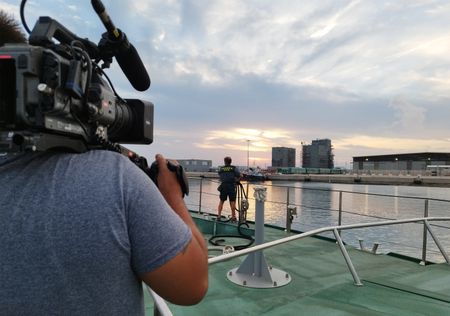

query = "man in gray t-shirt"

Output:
[[0, 150, 208, 315]]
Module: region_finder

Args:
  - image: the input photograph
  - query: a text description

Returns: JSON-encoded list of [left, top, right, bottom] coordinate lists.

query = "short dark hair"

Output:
[[224, 156, 232, 165], [0, 11, 27, 46]]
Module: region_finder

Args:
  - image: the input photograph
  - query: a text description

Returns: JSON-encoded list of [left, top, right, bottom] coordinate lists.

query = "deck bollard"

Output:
[[227, 186, 291, 288]]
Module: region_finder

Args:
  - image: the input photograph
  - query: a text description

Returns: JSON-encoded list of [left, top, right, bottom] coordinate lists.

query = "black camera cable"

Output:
[[20, 0, 31, 34], [208, 182, 254, 250]]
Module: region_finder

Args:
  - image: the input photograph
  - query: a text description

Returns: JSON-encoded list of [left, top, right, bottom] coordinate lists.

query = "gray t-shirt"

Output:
[[0, 150, 192, 315]]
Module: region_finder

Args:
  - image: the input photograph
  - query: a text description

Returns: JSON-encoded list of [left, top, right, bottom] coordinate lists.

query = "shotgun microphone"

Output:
[[91, 0, 150, 91]]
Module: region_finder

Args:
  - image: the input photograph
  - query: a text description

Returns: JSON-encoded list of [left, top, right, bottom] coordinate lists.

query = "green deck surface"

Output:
[[145, 214, 450, 315]]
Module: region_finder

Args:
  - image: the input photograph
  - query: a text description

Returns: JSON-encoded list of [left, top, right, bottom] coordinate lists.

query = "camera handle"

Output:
[[121, 146, 189, 198], [146, 161, 189, 198], [28, 16, 99, 58]]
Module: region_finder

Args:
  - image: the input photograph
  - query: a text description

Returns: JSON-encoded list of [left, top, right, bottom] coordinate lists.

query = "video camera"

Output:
[[0, 0, 153, 155]]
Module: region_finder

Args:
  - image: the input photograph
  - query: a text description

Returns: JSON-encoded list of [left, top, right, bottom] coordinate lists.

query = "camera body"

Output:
[[0, 17, 153, 153]]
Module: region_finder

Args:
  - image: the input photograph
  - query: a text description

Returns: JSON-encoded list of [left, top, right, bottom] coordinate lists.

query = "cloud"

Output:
[[388, 96, 426, 130], [194, 128, 299, 156], [335, 135, 450, 152], [310, 0, 361, 39], [0, 2, 18, 15], [4, 0, 450, 167]]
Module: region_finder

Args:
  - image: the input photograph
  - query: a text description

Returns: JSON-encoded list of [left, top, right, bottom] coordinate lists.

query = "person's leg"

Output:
[[229, 200, 237, 220], [229, 185, 237, 220], [218, 188, 227, 219], [217, 200, 225, 219]]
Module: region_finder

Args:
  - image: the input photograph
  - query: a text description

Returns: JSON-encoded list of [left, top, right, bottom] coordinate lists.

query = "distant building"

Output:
[[272, 147, 296, 167], [302, 139, 334, 168], [353, 152, 450, 172], [177, 159, 212, 172]]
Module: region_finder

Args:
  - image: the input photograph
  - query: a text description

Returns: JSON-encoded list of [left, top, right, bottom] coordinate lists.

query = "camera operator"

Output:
[[0, 11, 208, 315]]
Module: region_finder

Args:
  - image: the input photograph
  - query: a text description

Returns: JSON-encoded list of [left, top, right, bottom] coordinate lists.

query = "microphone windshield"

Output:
[[115, 43, 151, 91]]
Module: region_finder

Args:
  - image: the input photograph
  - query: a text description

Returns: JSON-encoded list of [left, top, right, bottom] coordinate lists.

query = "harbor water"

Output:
[[185, 178, 450, 263]]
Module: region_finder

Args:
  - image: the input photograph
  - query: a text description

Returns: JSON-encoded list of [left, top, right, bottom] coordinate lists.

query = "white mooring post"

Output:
[[227, 186, 292, 288]]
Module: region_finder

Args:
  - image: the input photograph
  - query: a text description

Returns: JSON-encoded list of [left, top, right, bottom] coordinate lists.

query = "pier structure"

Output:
[[187, 172, 450, 187]]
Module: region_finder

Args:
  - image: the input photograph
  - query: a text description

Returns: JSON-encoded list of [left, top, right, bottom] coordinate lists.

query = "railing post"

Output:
[[246, 182, 249, 198], [285, 187, 291, 232], [420, 199, 429, 265], [198, 177, 203, 214], [424, 220, 450, 264], [146, 286, 174, 316], [333, 228, 363, 286], [338, 191, 343, 236]]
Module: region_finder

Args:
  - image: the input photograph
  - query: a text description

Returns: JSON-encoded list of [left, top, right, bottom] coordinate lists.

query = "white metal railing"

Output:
[[187, 177, 450, 263], [208, 216, 450, 285], [146, 286, 173, 316]]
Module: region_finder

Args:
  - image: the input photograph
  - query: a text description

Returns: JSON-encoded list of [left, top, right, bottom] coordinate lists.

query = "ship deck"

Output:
[[145, 213, 450, 315]]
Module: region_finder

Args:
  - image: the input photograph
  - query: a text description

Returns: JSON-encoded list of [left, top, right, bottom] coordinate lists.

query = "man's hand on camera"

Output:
[[154, 154, 183, 205]]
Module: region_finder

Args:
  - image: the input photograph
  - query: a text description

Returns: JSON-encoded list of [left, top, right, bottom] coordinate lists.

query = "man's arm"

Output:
[[235, 167, 241, 181], [140, 154, 208, 305]]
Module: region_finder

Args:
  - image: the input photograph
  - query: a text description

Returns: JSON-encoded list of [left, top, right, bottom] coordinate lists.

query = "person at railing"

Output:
[[0, 13, 208, 315], [217, 156, 241, 221]]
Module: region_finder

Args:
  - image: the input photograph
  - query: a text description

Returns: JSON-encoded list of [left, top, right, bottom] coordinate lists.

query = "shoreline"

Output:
[[186, 172, 450, 188]]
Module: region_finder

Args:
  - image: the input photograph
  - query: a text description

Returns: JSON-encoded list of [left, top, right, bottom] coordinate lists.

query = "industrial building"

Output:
[[177, 159, 212, 172], [353, 152, 450, 173], [272, 147, 296, 167], [302, 139, 334, 169]]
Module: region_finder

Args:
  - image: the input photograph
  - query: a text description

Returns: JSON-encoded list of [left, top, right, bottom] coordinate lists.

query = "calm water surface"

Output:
[[185, 178, 450, 263]]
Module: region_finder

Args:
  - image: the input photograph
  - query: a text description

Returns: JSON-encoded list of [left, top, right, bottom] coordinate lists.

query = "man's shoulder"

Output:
[[75, 150, 141, 177], [68, 149, 128, 165], [38, 150, 136, 178], [88, 149, 125, 160]]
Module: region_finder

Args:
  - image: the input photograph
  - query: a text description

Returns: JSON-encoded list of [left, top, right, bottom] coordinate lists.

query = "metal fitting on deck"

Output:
[[253, 186, 267, 202], [358, 239, 379, 254]]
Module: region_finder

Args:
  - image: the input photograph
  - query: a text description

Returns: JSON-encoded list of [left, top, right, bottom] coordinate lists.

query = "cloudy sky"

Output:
[[2, 0, 450, 167]]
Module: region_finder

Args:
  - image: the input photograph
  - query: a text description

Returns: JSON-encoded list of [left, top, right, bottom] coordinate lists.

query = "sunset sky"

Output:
[[2, 0, 450, 167]]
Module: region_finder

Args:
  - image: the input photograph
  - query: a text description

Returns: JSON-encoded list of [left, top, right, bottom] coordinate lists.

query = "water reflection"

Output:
[[185, 178, 450, 263], [296, 187, 336, 231]]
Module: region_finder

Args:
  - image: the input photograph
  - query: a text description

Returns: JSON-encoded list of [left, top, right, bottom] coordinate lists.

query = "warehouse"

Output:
[[353, 153, 450, 174]]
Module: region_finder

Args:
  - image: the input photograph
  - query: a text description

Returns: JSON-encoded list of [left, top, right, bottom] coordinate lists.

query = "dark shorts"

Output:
[[219, 183, 237, 202]]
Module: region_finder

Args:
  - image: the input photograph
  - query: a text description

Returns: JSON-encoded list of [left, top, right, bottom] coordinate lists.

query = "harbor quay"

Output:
[[187, 172, 450, 187]]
